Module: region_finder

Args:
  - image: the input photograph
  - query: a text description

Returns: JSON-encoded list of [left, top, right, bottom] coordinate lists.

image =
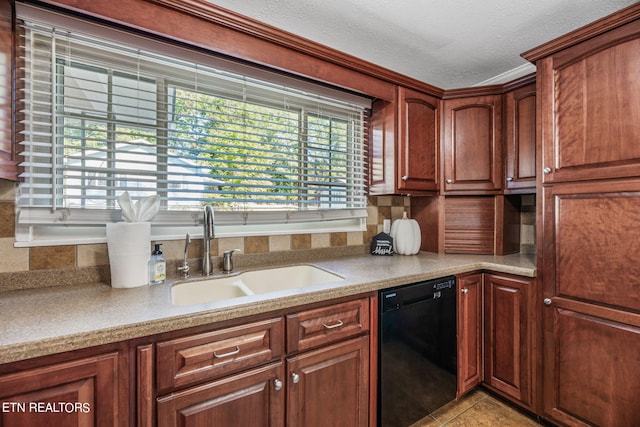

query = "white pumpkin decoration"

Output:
[[390, 211, 421, 255]]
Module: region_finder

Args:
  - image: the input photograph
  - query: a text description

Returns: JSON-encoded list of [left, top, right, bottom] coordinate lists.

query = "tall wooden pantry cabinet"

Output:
[[523, 4, 640, 426]]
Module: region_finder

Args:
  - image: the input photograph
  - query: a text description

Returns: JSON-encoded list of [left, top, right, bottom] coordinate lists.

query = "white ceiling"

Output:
[[206, 0, 637, 89]]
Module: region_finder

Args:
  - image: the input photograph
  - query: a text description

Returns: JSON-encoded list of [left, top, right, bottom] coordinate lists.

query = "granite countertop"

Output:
[[0, 252, 535, 365]]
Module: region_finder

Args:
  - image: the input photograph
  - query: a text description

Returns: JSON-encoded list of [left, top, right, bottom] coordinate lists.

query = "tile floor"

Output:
[[410, 389, 542, 427]]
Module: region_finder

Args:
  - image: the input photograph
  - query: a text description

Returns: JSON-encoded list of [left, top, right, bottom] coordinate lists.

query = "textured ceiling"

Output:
[[206, 0, 637, 89]]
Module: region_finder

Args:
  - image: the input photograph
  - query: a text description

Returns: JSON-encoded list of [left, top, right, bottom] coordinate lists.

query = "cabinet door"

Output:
[[456, 273, 482, 396], [444, 196, 495, 254], [484, 273, 532, 408], [287, 336, 369, 427], [397, 87, 439, 193], [538, 19, 640, 183], [504, 84, 536, 192], [541, 180, 640, 426], [542, 305, 640, 427], [369, 87, 439, 195], [443, 95, 502, 193], [157, 362, 285, 427], [0, 352, 127, 427]]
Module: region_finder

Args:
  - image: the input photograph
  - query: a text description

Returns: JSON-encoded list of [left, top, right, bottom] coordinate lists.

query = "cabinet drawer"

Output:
[[286, 298, 369, 353], [156, 317, 284, 393]]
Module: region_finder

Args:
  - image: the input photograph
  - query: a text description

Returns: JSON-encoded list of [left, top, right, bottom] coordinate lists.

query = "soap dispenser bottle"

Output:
[[148, 243, 166, 285]]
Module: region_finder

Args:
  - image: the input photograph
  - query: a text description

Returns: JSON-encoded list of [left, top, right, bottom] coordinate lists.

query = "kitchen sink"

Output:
[[171, 264, 344, 306], [171, 278, 252, 306]]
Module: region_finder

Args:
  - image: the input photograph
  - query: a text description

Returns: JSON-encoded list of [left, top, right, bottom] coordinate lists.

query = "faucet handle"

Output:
[[222, 249, 241, 273], [178, 263, 190, 278]]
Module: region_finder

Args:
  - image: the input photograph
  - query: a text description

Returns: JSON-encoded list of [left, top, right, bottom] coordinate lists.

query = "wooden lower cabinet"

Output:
[[287, 336, 369, 427], [456, 272, 483, 396], [154, 296, 371, 427], [456, 271, 535, 412], [541, 180, 640, 426], [483, 273, 533, 409], [543, 304, 640, 427], [156, 337, 370, 427], [157, 362, 285, 427], [0, 348, 129, 427]]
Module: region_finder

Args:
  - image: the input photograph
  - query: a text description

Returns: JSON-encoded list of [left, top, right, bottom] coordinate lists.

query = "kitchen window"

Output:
[[15, 5, 370, 245]]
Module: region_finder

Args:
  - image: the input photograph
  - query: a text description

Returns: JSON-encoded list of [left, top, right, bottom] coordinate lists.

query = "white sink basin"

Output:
[[171, 278, 251, 306], [171, 265, 344, 306]]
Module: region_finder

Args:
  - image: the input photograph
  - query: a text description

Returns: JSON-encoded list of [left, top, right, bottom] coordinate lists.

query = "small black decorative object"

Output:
[[371, 232, 394, 256]]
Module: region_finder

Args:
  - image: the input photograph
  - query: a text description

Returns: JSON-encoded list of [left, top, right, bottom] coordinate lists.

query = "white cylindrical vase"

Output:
[[106, 222, 151, 288]]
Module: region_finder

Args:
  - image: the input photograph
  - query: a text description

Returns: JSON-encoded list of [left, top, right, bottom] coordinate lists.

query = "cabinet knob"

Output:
[[274, 379, 283, 391], [506, 177, 513, 182], [446, 179, 453, 184], [402, 175, 408, 181], [543, 167, 552, 174], [461, 288, 468, 294], [291, 373, 300, 384], [543, 298, 552, 306]]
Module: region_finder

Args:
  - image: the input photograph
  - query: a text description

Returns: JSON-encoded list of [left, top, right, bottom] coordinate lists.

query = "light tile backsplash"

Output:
[[0, 177, 536, 278], [520, 194, 536, 254], [0, 178, 409, 275]]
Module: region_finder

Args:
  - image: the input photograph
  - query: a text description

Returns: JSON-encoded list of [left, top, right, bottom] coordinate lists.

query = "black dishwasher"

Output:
[[378, 276, 457, 427]]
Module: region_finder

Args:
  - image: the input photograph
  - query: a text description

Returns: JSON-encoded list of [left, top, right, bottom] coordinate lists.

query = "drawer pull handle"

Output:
[[323, 320, 344, 329], [213, 346, 241, 358]]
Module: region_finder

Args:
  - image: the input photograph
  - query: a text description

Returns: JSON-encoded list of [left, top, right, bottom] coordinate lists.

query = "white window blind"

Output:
[[15, 6, 370, 244]]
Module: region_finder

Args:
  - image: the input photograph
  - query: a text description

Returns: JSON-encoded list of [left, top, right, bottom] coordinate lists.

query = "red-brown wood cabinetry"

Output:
[[540, 180, 640, 427], [457, 271, 536, 412], [370, 87, 440, 195], [483, 273, 534, 410], [504, 82, 536, 192], [287, 336, 369, 427], [442, 95, 503, 193], [157, 362, 285, 427], [532, 17, 640, 184], [0, 345, 130, 427], [154, 296, 371, 427], [524, 6, 640, 425], [456, 272, 483, 396]]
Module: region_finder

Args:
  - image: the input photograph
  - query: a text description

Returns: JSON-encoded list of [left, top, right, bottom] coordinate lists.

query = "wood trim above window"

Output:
[[32, 0, 443, 100]]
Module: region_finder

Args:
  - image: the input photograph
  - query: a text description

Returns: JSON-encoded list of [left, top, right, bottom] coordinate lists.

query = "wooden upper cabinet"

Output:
[[442, 95, 503, 193], [369, 87, 439, 195], [504, 83, 536, 192], [396, 87, 439, 193], [534, 18, 640, 184]]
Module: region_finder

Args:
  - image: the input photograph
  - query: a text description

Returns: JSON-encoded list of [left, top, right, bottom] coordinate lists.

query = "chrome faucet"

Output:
[[202, 205, 215, 276], [178, 233, 191, 279]]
